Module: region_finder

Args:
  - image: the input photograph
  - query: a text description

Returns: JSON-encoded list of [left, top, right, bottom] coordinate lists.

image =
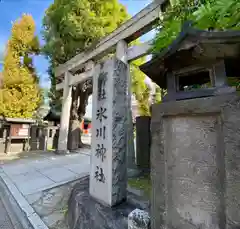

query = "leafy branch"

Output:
[[152, 0, 240, 54]]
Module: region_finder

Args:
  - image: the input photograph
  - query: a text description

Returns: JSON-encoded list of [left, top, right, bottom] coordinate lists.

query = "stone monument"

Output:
[[90, 57, 128, 206], [140, 23, 240, 229]]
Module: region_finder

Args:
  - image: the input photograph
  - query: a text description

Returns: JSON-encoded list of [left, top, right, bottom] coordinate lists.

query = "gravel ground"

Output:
[[0, 198, 14, 229]]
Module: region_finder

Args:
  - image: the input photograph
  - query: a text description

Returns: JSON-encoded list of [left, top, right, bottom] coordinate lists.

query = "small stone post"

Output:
[[89, 57, 128, 207], [128, 209, 150, 229], [30, 125, 38, 150], [58, 71, 72, 153], [39, 126, 47, 150]]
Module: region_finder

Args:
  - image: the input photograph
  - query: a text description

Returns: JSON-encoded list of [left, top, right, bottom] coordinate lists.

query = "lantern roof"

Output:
[[140, 22, 240, 89]]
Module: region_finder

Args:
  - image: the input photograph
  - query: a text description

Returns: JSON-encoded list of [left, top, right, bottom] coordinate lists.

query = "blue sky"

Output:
[[0, 0, 153, 88]]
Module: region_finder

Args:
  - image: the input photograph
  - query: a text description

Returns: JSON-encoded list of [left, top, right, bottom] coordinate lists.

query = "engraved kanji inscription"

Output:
[[95, 143, 106, 162], [96, 107, 107, 122], [94, 166, 106, 183], [96, 126, 106, 139], [98, 72, 107, 101]]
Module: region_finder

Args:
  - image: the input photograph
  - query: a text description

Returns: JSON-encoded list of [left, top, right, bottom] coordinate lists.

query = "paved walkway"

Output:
[[0, 150, 91, 196], [0, 149, 91, 229], [0, 198, 14, 229]]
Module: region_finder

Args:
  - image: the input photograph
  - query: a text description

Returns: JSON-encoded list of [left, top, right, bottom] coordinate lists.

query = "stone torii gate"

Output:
[[55, 0, 165, 206], [55, 0, 164, 153]]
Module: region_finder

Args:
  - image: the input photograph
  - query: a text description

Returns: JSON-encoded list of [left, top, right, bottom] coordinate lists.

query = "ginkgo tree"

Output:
[[0, 14, 42, 118]]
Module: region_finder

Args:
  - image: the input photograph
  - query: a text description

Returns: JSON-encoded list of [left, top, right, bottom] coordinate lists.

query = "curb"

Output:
[[0, 172, 49, 229]]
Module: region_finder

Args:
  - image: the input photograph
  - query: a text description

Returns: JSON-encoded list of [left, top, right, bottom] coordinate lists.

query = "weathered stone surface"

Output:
[[68, 120, 81, 150], [26, 192, 42, 205], [128, 209, 150, 229], [151, 94, 240, 229], [54, 150, 70, 155], [31, 179, 79, 229], [0, 198, 15, 229], [31, 186, 67, 216], [90, 58, 128, 207], [42, 211, 64, 228], [68, 177, 149, 229]]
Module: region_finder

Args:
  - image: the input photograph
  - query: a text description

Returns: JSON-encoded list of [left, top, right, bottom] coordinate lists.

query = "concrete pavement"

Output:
[[1, 150, 90, 196], [0, 149, 91, 229], [0, 198, 14, 229]]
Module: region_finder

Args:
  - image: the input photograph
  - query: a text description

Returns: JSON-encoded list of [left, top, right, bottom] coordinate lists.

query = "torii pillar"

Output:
[[57, 71, 72, 153]]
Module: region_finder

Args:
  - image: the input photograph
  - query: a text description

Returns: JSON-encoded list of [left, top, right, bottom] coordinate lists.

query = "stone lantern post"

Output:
[[140, 23, 240, 229]]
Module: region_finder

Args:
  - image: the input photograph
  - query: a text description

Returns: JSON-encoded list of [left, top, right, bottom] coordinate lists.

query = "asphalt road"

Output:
[[0, 198, 14, 229]]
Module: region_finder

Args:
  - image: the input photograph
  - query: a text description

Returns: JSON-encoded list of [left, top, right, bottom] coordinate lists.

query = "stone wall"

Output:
[[151, 94, 240, 229]]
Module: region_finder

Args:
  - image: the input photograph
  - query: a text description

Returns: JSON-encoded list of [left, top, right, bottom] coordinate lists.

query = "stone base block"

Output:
[[54, 150, 70, 155], [127, 168, 141, 178], [68, 177, 149, 229], [151, 94, 240, 229]]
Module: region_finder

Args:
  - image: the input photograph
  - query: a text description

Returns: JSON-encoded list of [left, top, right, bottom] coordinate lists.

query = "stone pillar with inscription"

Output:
[[90, 57, 128, 207]]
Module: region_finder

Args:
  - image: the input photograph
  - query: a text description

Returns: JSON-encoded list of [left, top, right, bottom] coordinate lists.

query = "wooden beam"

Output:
[[55, 1, 164, 77]]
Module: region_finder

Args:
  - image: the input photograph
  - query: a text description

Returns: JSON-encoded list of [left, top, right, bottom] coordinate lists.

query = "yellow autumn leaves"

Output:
[[0, 14, 42, 118]]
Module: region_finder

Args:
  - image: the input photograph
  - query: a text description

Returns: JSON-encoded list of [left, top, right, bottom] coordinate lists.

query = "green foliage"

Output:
[[152, 0, 240, 54], [0, 14, 42, 118], [42, 0, 129, 108], [128, 173, 151, 198], [228, 77, 240, 94], [131, 54, 151, 116], [154, 85, 162, 103], [43, 0, 128, 64]]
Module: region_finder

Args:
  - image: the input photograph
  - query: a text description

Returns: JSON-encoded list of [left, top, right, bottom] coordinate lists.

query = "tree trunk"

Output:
[[78, 80, 92, 148], [67, 79, 92, 150]]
